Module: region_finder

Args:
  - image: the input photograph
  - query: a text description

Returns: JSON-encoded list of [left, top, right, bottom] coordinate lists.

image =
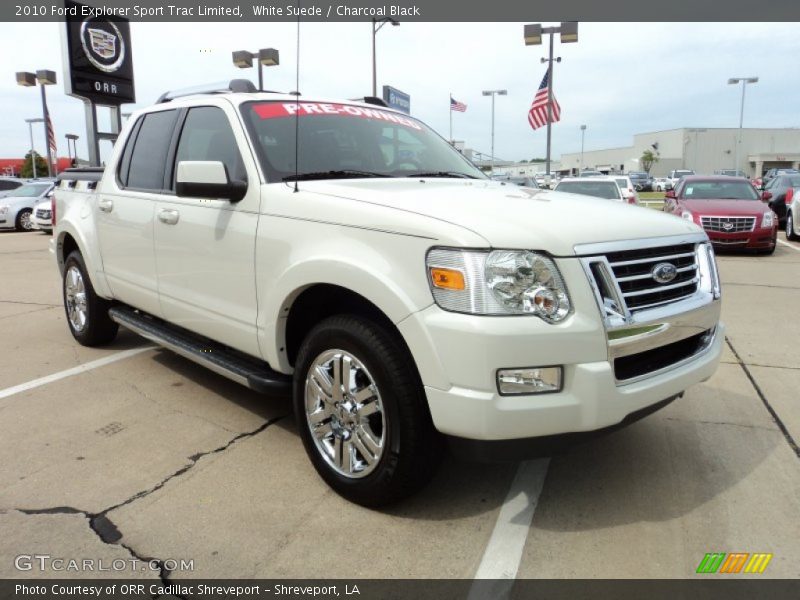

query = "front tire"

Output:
[[787, 212, 799, 241], [15, 208, 33, 231], [62, 251, 119, 346], [293, 314, 441, 507]]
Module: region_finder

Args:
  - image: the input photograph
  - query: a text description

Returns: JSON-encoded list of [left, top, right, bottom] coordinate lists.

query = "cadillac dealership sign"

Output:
[[62, 0, 135, 104]]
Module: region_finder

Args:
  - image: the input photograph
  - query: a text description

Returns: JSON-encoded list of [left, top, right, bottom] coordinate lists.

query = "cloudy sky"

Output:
[[1, 21, 799, 164]]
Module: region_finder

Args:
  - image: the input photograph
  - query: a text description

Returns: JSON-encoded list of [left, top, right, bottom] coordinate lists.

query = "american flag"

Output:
[[528, 70, 561, 130], [450, 96, 467, 112]]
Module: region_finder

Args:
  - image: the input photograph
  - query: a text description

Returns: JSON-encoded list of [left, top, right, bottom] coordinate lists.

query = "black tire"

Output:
[[787, 212, 799, 241], [293, 314, 442, 507], [62, 251, 119, 346], [15, 208, 33, 232]]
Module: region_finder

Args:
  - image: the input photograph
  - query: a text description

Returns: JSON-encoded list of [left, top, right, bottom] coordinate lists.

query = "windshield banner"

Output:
[[252, 102, 423, 130]]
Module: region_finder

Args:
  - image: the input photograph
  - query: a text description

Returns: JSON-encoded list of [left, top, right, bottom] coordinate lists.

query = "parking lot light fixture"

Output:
[[728, 77, 758, 175], [16, 69, 57, 177], [25, 117, 44, 179], [523, 22, 579, 176], [372, 17, 400, 97], [232, 49, 279, 91], [580, 125, 586, 175], [482, 90, 507, 175]]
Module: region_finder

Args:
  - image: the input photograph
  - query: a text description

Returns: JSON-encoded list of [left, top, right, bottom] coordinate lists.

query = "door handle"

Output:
[[158, 209, 180, 225], [98, 198, 113, 213]]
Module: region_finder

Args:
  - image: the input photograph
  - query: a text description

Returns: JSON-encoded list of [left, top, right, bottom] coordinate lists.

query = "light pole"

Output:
[[580, 124, 586, 175], [16, 70, 57, 177], [371, 17, 399, 97], [232, 48, 280, 91], [728, 77, 758, 175], [482, 90, 507, 174], [24, 118, 43, 179], [524, 22, 578, 176]]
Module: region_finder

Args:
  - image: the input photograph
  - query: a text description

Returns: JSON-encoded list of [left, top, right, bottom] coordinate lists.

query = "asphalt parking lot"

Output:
[[0, 230, 798, 581]]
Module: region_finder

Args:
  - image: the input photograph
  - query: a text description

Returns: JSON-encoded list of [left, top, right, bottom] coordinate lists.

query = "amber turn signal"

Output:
[[429, 267, 465, 291]]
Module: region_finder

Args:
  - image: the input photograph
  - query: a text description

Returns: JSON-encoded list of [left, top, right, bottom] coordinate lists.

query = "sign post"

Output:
[[61, 0, 135, 166]]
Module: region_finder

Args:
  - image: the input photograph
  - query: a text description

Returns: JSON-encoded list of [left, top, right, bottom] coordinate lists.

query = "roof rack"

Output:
[[156, 79, 267, 103]]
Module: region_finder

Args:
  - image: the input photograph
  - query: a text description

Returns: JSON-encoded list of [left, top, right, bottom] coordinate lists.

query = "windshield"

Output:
[[674, 170, 694, 178], [628, 172, 647, 179], [556, 181, 621, 200], [241, 101, 485, 182], [681, 181, 759, 200], [7, 183, 50, 198]]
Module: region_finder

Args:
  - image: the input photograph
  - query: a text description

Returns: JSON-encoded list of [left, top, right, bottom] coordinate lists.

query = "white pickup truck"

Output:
[[52, 81, 723, 506]]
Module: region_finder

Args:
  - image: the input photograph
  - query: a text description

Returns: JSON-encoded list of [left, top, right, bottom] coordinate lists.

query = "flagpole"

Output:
[[545, 32, 554, 176], [449, 93, 453, 144]]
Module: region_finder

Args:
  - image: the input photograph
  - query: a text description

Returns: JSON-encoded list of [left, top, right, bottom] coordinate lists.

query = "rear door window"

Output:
[[126, 110, 179, 192]]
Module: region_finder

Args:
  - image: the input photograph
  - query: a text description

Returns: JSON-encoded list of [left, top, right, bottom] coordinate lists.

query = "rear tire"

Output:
[[62, 251, 119, 346], [293, 314, 442, 507], [15, 208, 33, 232], [787, 212, 799, 241]]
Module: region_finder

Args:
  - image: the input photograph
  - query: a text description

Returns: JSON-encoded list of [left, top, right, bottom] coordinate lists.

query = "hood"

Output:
[[680, 198, 769, 216], [301, 178, 701, 256]]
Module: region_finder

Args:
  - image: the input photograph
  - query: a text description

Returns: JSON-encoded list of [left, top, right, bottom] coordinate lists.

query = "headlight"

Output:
[[761, 211, 774, 228], [681, 210, 694, 221], [697, 242, 721, 299], [425, 248, 572, 322]]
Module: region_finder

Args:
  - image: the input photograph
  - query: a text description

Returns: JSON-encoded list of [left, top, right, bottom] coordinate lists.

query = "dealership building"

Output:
[[559, 127, 800, 177], [493, 127, 800, 179]]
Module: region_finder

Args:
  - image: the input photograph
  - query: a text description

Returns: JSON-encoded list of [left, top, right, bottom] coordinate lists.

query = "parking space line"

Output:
[[0, 346, 155, 401], [469, 458, 550, 593], [777, 239, 800, 252]]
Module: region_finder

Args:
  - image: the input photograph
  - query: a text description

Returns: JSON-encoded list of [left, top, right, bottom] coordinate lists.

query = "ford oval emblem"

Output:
[[652, 262, 678, 284]]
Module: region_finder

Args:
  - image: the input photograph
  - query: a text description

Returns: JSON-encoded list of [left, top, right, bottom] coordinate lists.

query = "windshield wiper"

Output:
[[406, 171, 478, 179], [283, 170, 390, 182]]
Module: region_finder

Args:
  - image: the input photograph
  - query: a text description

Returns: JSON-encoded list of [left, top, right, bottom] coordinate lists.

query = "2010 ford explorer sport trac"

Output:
[[52, 81, 723, 506]]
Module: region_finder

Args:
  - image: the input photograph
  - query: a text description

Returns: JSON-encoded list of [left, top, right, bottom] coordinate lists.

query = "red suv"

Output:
[[664, 176, 777, 254]]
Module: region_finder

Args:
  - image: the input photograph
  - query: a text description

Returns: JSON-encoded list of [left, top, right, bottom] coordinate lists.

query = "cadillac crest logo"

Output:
[[652, 262, 678, 284], [80, 19, 125, 73], [722, 221, 734, 231]]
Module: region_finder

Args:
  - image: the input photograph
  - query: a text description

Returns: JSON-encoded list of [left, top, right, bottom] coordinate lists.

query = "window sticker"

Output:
[[252, 102, 423, 130]]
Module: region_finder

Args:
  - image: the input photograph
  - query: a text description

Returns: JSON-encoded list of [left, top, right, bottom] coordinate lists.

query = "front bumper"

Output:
[[398, 255, 723, 445], [704, 227, 776, 250]]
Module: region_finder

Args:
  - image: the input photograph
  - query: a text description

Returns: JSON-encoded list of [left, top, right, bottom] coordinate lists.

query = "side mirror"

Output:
[[665, 189, 676, 199], [761, 191, 772, 202], [175, 161, 246, 202]]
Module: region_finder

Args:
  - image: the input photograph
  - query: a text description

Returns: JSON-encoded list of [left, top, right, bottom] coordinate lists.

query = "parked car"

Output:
[[612, 175, 639, 204], [578, 170, 603, 178], [663, 176, 776, 254], [533, 174, 552, 188], [714, 169, 747, 178], [627, 171, 653, 192], [652, 177, 672, 192], [761, 168, 799, 188], [554, 177, 627, 202], [786, 184, 800, 241], [31, 198, 53, 233], [761, 174, 800, 226], [53, 82, 723, 506], [667, 169, 696, 189], [0, 180, 55, 231]]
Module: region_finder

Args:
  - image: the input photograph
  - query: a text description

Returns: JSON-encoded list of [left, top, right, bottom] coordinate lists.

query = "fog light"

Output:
[[497, 366, 562, 396]]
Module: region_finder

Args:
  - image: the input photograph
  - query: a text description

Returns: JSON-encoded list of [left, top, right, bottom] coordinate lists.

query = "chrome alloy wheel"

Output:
[[19, 210, 33, 230], [305, 349, 386, 479], [64, 265, 88, 332]]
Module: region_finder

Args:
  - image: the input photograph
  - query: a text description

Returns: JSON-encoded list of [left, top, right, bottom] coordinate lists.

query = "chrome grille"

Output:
[[36, 209, 51, 219], [700, 215, 755, 233], [590, 243, 700, 313]]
